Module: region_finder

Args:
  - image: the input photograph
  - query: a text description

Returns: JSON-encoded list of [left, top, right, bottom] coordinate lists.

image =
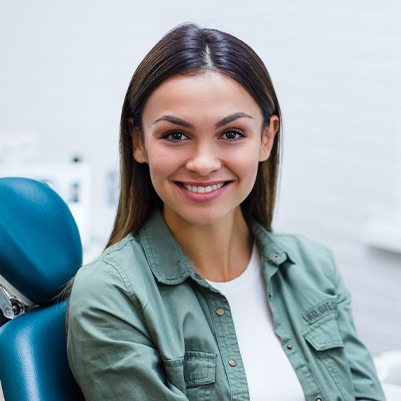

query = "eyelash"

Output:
[[162, 131, 189, 142], [219, 129, 245, 141], [162, 129, 245, 142]]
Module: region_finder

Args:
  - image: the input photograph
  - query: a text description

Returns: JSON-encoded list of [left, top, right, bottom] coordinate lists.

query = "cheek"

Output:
[[243, 161, 260, 184], [146, 151, 178, 181], [232, 146, 261, 176]]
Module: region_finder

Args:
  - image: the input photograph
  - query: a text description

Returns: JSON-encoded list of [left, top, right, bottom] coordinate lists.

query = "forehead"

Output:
[[141, 71, 263, 124]]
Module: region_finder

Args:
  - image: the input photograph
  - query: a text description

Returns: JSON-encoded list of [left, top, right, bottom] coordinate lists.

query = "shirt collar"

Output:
[[138, 209, 195, 285], [247, 218, 295, 266], [138, 209, 295, 285]]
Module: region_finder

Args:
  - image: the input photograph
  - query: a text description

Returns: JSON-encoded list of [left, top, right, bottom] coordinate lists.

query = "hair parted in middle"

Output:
[[107, 23, 282, 247]]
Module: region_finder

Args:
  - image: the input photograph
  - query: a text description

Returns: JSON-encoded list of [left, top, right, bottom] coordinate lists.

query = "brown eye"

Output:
[[163, 131, 189, 142], [220, 130, 244, 141]]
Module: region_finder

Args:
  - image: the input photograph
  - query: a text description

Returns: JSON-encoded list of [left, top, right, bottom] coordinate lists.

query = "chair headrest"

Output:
[[0, 177, 82, 305]]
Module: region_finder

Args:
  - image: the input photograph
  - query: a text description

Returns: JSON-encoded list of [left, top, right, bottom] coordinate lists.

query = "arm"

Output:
[[67, 260, 188, 401], [331, 253, 386, 401]]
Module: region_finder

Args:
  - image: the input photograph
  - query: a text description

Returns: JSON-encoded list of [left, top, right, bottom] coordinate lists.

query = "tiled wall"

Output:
[[267, 2, 401, 355], [0, 0, 400, 367]]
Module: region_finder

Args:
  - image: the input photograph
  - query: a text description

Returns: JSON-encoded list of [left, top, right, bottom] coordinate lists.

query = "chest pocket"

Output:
[[303, 313, 343, 351], [302, 313, 355, 400], [184, 351, 216, 388], [163, 351, 216, 401]]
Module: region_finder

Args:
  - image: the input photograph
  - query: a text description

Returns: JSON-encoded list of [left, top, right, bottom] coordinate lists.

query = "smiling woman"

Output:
[[66, 23, 385, 401], [132, 72, 278, 233]]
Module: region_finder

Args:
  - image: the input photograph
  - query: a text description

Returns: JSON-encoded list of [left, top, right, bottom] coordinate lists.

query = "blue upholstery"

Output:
[[0, 177, 82, 304], [0, 177, 85, 401], [0, 302, 83, 401]]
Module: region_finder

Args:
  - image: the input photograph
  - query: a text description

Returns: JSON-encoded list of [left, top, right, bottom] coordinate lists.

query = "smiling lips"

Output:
[[182, 182, 225, 194]]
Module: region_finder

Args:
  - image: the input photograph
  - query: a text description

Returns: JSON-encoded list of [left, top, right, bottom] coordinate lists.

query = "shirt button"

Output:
[[215, 307, 225, 316], [315, 398, 322, 401], [228, 359, 237, 367], [194, 273, 202, 280], [286, 343, 293, 350]]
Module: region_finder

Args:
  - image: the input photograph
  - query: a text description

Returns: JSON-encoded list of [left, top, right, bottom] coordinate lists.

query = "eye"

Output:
[[220, 129, 245, 141], [162, 131, 190, 142]]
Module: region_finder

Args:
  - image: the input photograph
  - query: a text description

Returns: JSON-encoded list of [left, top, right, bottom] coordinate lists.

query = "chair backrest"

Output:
[[0, 177, 85, 401]]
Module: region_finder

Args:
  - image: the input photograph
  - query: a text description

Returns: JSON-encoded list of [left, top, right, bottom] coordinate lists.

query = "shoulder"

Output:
[[251, 219, 338, 279], [251, 219, 334, 263], [272, 232, 334, 263], [254, 228, 349, 301], [70, 234, 149, 310], [269, 231, 342, 287]]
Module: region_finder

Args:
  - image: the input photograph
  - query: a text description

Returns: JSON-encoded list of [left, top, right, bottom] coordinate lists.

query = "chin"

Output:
[[180, 209, 240, 227]]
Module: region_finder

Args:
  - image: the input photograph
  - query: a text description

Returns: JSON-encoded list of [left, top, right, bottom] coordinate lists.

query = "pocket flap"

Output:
[[303, 314, 344, 351], [184, 351, 216, 388]]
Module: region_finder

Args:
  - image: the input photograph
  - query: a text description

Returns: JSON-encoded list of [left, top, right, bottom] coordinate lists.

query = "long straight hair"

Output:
[[107, 23, 282, 247]]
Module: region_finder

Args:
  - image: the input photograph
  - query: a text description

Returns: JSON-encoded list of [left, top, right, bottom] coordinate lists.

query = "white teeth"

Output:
[[183, 183, 224, 193]]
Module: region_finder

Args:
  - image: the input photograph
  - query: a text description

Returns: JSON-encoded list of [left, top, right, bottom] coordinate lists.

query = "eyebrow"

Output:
[[152, 112, 254, 130], [215, 112, 254, 128], [153, 115, 194, 129]]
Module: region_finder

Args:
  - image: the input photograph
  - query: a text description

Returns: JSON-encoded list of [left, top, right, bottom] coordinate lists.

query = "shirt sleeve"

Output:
[[330, 250, 386, 401], [67, 260, 188, 401]]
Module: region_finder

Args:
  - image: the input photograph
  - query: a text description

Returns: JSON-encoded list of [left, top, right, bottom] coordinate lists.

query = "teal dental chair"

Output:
[[0, 177, 85, 401]]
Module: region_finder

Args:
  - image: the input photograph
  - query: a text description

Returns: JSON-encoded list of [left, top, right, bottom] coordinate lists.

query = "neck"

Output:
[[163, 207, 253, 282]]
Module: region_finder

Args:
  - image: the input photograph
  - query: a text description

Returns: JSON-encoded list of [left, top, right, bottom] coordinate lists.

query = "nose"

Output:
[[185, 143, 222, 176]]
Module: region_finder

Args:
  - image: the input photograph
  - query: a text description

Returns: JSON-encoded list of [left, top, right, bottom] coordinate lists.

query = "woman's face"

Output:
[[133, 72, 278, 228]]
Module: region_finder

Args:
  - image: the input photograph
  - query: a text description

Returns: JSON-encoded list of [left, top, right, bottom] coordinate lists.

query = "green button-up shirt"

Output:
[[67, 210, 385, 401]]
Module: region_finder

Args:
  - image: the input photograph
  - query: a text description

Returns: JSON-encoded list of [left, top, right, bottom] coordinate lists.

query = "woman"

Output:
[[67, 23, 385, 400]]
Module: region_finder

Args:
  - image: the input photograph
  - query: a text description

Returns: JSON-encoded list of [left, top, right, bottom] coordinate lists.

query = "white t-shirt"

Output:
[[207, 244, 306, 401]]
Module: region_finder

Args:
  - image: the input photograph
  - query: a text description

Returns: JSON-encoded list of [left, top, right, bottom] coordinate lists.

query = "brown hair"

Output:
[[107, 23, 282, 247]]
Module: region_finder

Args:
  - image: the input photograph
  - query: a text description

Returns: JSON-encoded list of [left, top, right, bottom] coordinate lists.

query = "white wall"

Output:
[[1, 0, 400, 355]]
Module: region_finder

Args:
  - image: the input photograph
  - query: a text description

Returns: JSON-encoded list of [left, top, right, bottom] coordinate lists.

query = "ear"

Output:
[[259, 115, 279, 162], [128, 117, 148, 163]]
